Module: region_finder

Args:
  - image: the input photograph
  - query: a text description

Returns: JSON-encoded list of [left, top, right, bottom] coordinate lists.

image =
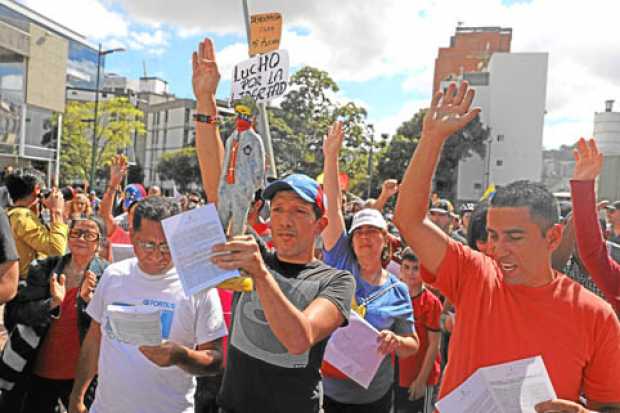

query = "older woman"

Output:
[[321, 121, 419, 413], [1, 216, 108, 412]]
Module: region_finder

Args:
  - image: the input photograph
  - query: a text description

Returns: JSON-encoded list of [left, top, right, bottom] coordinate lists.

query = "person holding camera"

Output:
[[5, 169, 67, 279]]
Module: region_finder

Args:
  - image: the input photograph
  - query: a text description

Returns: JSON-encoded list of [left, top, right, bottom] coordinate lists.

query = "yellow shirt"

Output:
[[6, 207, 68, 278]]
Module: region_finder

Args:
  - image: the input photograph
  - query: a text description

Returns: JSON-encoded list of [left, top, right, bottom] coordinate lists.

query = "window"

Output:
[[497, 134, 504, 142], [474, 183, 482, 190], [496, 159, 504, 166]]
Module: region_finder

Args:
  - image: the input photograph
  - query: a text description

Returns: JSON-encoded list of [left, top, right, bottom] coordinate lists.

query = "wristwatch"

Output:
[[193, 113, 218, 124]]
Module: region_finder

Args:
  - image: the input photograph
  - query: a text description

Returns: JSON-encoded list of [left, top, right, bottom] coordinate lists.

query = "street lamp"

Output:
[[88, 43, 126, 189]]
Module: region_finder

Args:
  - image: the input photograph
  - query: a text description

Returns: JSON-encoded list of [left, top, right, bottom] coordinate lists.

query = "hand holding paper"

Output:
[[107, 305, 162, 346]]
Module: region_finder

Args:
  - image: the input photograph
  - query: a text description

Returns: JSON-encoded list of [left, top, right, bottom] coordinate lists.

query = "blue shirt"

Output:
[[322, 231, 415, 404]]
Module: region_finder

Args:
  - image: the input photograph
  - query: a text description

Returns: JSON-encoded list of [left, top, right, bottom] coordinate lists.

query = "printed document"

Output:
[[162, 204, 240, 296], [107, 305, 162, 346], [436, 356, 556, 413], [323, 311, 384, 389]]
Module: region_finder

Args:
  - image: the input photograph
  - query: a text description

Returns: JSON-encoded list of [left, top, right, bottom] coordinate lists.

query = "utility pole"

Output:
[[88, 44, 125, 189], [241, 0, 277, 178]]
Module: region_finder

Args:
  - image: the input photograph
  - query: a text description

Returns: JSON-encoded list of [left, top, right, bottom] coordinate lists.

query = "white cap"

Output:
[[349, 208, 388, 234]]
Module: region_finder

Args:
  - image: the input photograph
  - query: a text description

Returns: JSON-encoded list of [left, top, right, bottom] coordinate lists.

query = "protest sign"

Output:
[[231, 49, 289, 103], [249, 12, 282, 56]]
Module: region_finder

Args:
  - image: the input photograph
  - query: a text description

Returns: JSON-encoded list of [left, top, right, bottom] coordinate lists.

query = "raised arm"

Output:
[[394, 82, 479, 274], [570, 138, 620, 310], [193, 38, 225, 203], [322, 121, 346, 250], [372, 179, 399, 212], [100, 155, 127, 237]]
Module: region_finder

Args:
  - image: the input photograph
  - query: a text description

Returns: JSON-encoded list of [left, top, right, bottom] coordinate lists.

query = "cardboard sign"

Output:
[[231, 49, 289, 103], [249, 12, 283, 56]]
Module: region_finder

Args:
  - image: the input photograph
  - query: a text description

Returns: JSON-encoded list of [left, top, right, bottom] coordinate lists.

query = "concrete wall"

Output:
[[456, 53, 548, 202]]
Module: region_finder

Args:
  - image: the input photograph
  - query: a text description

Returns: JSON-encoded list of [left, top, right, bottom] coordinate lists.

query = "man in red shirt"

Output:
[[396, 247, 442, 413], [394, 81, 620, 413]]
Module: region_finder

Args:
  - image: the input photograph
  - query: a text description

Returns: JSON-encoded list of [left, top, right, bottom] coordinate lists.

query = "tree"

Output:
[[376, 109, 489, 202], [275, 66, 377, 188], [60, 97, 145, 184], [156, 147, 201, 192]]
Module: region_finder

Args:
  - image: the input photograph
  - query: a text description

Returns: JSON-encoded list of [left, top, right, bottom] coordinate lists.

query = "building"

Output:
[[143, 97, 233, 189], [433, 26, 511, 95], [594, 100, 620, 201], [453, 52, 548, 202], [0, 0, 100, 183]]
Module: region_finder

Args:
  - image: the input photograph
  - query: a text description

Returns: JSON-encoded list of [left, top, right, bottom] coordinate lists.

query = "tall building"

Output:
[[433, 26, 512, 95], [594, 100, 620, 201], [454, 52, 548, 202], [0, 0, 99, 183]]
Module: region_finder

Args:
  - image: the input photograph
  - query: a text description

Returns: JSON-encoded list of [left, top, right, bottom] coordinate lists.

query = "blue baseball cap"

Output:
[[124, 183, 146, 209], [262, 174, 325, 214]]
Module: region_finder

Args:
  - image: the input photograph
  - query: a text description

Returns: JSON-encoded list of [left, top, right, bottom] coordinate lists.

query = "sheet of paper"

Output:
[[107, 305, 162, 346], [162, 204, 240, 297], [436, 370, 498, 413], [481, 356, 557, 413], [436, 356, 556, 413], [323, 312, 385, 389]]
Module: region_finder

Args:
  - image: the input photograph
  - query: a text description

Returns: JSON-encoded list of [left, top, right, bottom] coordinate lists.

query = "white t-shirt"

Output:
[[86, 258, 227, 413]]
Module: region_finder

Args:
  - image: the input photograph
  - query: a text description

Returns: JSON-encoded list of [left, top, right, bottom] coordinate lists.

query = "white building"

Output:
[[454, 52, 548, 202], [594, 100, 620, 201], [143, 98, 234, 189]]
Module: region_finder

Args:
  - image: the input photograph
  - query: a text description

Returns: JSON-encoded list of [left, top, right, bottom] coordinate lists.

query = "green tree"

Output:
[[156, 147, 201, 192], [376, 109, 489, 201], [275, 66, 377, 187], [60, 97, 145, 184]]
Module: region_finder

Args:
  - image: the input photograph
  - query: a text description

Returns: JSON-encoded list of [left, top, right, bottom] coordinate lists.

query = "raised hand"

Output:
[[79, 270, 97, 303], [50, 273, 66, 309], [572, 137, 603, 181], [192, 38, 221, 100], [380, 179, 399, 199], [109, 154, 128, 189], [422, 81, 480, 141], [322, 121, 345, 159]]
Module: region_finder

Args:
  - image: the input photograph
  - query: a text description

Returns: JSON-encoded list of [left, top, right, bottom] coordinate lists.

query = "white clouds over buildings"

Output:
[[19, 0, 620, 148]]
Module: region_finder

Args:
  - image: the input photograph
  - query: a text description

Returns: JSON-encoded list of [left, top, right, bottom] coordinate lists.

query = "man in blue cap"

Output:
[[192, 38, 355, 413]]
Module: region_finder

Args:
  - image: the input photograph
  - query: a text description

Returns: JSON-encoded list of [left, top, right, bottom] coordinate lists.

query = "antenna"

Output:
[[142, 60, 147, 78]]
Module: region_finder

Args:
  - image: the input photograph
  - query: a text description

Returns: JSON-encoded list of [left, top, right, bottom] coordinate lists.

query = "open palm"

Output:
[[422, 81, 480, 141], [192, 38, 220, 99], [572, 137, 603, 181]]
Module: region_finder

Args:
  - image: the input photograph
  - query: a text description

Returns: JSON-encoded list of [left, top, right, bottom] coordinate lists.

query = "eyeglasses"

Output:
[[69, 229, 100, 242], [137, 240, 170, 254]]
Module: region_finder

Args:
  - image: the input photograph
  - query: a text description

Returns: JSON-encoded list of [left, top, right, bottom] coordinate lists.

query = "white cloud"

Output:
[[20, 0, 620, 148], [21, 0, 129, 39], [370, 98, 428, 138]]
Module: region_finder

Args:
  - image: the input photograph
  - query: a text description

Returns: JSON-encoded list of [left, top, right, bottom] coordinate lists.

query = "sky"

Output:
[[18, 0, 620, 149]]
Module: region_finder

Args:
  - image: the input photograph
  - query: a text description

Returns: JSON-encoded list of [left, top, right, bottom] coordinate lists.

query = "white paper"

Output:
[[436, 356, 556, 413], [162, 203, 239, 297], [231, 49, 289, 103], [323, 311, 385, 389], [107, 305, 162, 346]]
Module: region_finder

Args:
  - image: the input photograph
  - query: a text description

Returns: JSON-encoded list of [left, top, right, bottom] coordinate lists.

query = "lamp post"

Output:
[[88, 43, 125, 189]]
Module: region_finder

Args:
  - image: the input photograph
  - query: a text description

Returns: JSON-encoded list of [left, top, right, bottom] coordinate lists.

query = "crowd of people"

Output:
[[0, 36, 616, 413]]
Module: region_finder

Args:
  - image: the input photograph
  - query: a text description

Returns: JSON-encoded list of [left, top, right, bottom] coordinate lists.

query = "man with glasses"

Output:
[[69, 197, 227, 413]]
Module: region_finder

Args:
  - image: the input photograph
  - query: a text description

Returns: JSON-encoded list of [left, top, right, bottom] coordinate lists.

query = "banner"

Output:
[[231, 49, 289, 103], [249, 12, 282, 56]]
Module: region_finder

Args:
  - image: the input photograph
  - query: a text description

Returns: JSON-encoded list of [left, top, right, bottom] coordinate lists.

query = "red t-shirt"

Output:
[[34, 287, 81, 380], [109, 226, 131, 244], [398, 288, 442, 387], [422, 240, 620, 403]]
